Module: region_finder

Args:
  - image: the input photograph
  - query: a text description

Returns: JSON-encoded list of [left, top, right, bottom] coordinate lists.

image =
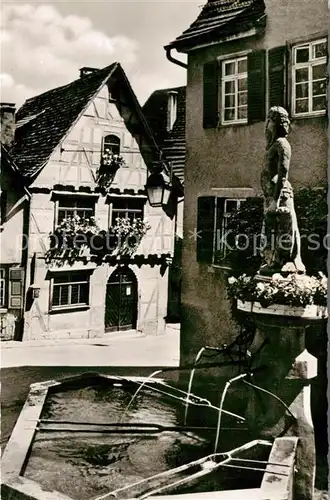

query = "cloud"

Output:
[[0, 73, 45, 108], [2, 4, 139, 107], [131, 69, 185, 105]]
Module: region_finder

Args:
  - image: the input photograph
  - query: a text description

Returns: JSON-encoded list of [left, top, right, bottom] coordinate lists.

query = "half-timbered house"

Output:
[[0, 63, 183, 340]]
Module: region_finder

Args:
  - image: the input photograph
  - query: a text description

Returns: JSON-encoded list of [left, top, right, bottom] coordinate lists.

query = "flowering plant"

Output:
[[101, 151, 125, 169], [96, 150, 125, 190], [46, 215, 101, 264], [112, 217, 151, 249], [46, 214, 151, 264], [51, 215, 100, 246], [227, 272, 327, 308]]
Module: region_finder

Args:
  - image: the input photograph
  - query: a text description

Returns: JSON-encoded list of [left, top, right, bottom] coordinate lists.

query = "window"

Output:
[[197, 196, 261, 266], [203, 51, 265, 128], [57, 198, 95, 225], [103, 134, 120, 156], [167, 91, 178, 131], [222, 57, 248, 124], [8, 268, 24, 309], [0, 269, 6, 308], [109, 198, 145, 226], [215, 199, 246, 262], [0, 267, 24, 309], [51, 272, 90, 310], [292, 39, 327, 116]]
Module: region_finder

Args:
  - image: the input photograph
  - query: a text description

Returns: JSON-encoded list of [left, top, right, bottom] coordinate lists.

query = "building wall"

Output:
[[181, 0, 328, 362], [0, 164, 26, 340], [24, 261, 169, 340], [0, 170, 25, 264], [23, 85, 174, 340]]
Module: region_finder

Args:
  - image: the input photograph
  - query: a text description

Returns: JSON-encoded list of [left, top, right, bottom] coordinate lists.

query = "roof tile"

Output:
[[143, 86, 186, 183], [9, 64, 117, 178], [166, 0, 266, 52]]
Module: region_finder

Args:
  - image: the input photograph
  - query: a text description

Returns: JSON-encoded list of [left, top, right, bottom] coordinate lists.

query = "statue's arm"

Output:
[[273, 139, 291, 202]]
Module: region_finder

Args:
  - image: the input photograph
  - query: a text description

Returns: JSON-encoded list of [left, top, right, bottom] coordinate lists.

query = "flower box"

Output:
[[237, 299, 328, 319]]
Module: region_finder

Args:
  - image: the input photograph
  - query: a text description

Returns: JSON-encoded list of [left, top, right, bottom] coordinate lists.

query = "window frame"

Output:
[[213, 197, 246, 264], [50, 272, 90, 312], [221, 56, 248, 125], [108, 197, 146, 227], [0, 268, 6, 308], [55, 196, 96, 227], [102, 134, 121, 157], [291, 38, 327, 118]]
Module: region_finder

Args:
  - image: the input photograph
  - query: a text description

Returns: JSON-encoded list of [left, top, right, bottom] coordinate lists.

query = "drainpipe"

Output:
[[165, 47, 188, 69], [21, 185, 31, 340]]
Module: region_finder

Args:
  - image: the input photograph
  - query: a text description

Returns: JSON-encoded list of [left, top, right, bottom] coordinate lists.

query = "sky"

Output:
[[0, 0, 202, 109]]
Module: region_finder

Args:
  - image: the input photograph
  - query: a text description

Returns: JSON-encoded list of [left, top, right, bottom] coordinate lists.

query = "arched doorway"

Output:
[[104, 267, 138, 332]]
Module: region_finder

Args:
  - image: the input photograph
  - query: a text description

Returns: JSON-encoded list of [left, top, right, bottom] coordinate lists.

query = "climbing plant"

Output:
[[224, 185, 327, 277], [224, 185, 327, 325]]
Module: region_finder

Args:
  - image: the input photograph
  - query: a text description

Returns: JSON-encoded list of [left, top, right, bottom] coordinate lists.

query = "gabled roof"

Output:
[[8, 63, 161, 181], [1, 143, 23, 177], [143, 86, 186, 184], [166, 0, 266, 52]]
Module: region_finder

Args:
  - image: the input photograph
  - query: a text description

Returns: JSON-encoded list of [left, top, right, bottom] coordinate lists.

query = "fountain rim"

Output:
[[237, 299, 328, 320], [1, 372, 298, 500]]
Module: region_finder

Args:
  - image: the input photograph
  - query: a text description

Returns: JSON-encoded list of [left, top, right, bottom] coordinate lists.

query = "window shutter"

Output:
[[213, 198, 225, 264], [203, 61, 219, 128], [285, 43, 293, 116], [196, 197, 216, 263], [9, 267, 24, 309], [268, 46, 286, 109], [248, 50, 266, 123], [325, 45, 329, 121]]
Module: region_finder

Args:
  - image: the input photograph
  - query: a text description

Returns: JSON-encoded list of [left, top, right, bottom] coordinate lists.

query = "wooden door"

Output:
[[105, 268, 137, 332]]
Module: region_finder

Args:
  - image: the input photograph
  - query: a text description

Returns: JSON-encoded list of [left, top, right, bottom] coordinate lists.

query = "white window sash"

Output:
[[213, 198, 246, 261], [0, 269, 5, 307], [56, 199, 95, 226], [51, 276, 89, 309], [292, 39, 327, 117], [221, 57, 248, 125]]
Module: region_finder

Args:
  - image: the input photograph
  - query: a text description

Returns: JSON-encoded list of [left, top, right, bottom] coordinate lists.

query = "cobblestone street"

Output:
[[1, 324, 180, 368]]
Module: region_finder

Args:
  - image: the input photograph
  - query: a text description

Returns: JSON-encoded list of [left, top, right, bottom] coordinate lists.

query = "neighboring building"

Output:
[[166, 0, 328, 363], [0, 104, 27, 340], [143, 87, 186, 321], [0, 63, 183, 341], [143, 86, 186, 186]]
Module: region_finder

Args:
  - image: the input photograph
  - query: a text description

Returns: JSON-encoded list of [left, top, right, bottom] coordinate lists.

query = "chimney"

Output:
[[166, 91, 178, 132], [79, 67, 98, 78], [0, 103, 16, 148]]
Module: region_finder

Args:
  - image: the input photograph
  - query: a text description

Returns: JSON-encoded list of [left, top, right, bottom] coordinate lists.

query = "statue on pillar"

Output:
[[260, 106, 306, 275]]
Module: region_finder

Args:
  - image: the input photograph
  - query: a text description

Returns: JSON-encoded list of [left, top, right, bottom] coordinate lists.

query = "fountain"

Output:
[[228, 106, 327, 500], [2, 106, 313, 500], [1, 371, 298, 500]]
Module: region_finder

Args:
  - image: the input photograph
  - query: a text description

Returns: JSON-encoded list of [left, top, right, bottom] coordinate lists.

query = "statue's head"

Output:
[[266, 106, 290, 139]]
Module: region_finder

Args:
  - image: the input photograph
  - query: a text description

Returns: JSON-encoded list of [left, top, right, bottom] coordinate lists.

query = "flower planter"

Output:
[[237, 299, 328, 319]]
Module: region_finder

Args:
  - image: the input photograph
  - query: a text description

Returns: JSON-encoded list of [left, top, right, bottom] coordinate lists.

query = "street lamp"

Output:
[[145, 161, 172, 207]]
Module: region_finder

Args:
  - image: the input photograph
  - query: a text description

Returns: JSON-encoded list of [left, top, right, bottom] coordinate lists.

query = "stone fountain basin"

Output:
[[1, 373, 298, 500], [237, 299, 328, 319]]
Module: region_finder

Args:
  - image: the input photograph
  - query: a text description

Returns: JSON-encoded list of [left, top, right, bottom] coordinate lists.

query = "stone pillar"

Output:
[[245, 315, 317, 500]]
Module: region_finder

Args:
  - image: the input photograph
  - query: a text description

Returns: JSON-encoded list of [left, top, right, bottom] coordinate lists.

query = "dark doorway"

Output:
[[105, 267, 138, 332]]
